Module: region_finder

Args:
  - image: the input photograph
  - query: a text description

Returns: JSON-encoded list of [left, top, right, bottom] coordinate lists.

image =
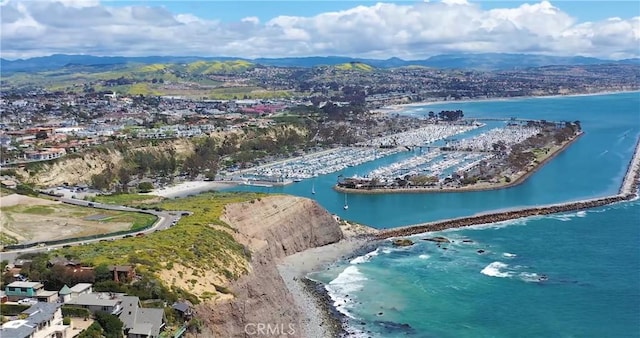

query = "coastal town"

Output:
[[1, 58, 639, 338]]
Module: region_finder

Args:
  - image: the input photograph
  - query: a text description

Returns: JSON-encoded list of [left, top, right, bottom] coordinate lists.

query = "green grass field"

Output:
[[60, 192, 264, 278]]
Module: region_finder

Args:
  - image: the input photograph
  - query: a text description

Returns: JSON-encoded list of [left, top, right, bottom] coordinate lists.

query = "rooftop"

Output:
[[66, 293, 119, 307], [69, 283, 92, 292], [0, 303, 63, 338], [7, 281, 44, 289]]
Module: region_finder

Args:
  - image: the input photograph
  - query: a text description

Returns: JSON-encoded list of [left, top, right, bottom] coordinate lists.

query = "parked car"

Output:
[[18, 298, 37, 305]]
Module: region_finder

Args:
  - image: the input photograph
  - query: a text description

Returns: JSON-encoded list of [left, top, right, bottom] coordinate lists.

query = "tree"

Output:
[[77, 322, 103, 338], [137, 181, 154, 193], [94, 312, 123, 338], [94, 264, 112, 283], [118, 168, 131, 192]]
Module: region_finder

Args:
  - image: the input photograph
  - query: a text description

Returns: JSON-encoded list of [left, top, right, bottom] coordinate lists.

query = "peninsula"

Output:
[[377, 136, 640, 239], [336, 120, 583, 194]]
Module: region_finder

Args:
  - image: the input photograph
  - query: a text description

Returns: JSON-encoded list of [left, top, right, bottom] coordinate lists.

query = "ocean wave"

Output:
[[547, 210, 589, 222], [381, 248, 392, 254], [418, 254, 430, 260], [519, 272, 548, 283], [480, 261, 512, 278], [461, 216, 537, 231], [325, 266, 368, 319], [350, 248, 380, 265]]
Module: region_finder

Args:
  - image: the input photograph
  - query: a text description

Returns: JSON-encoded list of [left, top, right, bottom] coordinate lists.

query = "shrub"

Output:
[[137, 182, 154, 193], [61, 306, 91, 319], [0, 304, 29, 315]]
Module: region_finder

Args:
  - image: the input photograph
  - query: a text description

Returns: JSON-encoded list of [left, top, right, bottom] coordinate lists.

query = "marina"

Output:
[[231, 123, 481, 182]]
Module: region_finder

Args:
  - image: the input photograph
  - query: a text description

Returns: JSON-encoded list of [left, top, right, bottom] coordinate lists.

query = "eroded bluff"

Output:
[[195, 195, 343, 337]]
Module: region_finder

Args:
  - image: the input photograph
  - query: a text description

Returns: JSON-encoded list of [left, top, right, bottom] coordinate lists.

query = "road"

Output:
[[0, 195, 191, 263]]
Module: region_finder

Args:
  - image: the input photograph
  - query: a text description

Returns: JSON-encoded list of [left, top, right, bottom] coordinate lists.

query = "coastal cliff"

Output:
[[15, 139, 195, 187], [195, 195, 344, 337]]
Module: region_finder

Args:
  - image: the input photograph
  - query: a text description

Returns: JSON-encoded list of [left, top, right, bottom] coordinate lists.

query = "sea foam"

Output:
[[325, 266, 368, 319], [481, 262, 512, 278], [350, 248, 380, 265]]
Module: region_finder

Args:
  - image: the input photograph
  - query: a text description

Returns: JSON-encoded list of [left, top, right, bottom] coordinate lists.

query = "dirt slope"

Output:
[[196, 195, 343, 337]]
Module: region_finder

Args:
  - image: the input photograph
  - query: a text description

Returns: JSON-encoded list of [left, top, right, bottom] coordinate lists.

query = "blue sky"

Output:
[[2, 0, 639, 59], [105, 0, 640, 22]]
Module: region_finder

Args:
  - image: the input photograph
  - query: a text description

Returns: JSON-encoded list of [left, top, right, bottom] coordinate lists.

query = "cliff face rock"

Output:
[[196, 195, 343, 337], [20, 150, 123, 187], [17, 139, 195, 187]]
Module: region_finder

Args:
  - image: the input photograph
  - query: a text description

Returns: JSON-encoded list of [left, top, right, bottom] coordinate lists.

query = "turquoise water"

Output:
[[230, 92, 640, 337], [312, 201, 640, 337], [228, 92, 640, 228]]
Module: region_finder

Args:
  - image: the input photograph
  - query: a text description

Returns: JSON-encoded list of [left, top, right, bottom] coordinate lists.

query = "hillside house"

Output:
[[5, 281, 45, 302], [68, 283, 93, 298], [0, 303, 69, 338], [171, 300, 194, 320], [64, 293, 123, 315], [119, 296, 166, 338], [109, 265, 136, 283]]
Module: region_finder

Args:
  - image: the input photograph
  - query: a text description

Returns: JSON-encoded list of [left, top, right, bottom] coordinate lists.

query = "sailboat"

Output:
[[311, 182, 316, 195], [343, 194, 349, 210]]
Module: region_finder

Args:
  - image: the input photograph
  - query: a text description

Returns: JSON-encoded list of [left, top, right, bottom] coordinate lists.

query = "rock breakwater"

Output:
[[378, 137, 640, 239]]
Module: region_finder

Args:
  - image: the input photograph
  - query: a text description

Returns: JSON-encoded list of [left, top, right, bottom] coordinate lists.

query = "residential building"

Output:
[[58, 285, 72, 303], [64, 293, 122, 315], [119, 296, 166, 338], [68, 283, 92, 298], [171, 301, 194, 320], [108, 265, 136, 283], [35, 290, 59, 303], [5, 281, 45, 302], [0, 303, 69, 338]]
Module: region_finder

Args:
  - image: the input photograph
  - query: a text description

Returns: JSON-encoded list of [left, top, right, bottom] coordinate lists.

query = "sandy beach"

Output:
[[147, 180, 237, 198]]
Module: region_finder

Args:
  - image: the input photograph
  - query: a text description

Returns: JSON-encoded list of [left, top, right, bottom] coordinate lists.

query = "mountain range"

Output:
[[2, 53, 639, 74]]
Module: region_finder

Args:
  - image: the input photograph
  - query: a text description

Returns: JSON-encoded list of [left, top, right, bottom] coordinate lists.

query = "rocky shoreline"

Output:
[[300, 278, 348, 337]]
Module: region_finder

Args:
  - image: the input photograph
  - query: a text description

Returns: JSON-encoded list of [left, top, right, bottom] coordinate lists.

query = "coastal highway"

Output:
[[0, 195, 191, 263]]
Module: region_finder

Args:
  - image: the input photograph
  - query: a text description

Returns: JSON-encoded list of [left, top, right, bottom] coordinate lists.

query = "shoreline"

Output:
[[298, 135, 640, 336], [373, 89, 640, 113], [277, 236, 375, 338], [335, 131, 584, 195], [377, 135, 640, 239]]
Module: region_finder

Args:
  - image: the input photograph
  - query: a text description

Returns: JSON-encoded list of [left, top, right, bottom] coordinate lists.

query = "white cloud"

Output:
[[0, 0, 638, 60], [241, 16, 260, 25]]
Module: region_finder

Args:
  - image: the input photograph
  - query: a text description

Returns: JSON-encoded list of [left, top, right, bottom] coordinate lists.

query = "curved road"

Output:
[[0, 195, 191, 263]]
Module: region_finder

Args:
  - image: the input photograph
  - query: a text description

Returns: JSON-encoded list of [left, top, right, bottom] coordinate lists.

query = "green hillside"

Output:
[[184, 60, 255, 74], [335, 62, 375, 72]]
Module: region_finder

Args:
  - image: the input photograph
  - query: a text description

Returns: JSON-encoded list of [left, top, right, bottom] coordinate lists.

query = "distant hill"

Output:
[[2, 53, 639, 74], [334, 62, 375, 72]]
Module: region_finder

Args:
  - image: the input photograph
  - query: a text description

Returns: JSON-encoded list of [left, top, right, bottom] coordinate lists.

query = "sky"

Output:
[[1, 0, 639, 60]]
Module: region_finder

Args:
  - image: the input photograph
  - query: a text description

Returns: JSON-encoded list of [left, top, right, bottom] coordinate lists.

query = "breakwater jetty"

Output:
[[377, 137, 640, 239]]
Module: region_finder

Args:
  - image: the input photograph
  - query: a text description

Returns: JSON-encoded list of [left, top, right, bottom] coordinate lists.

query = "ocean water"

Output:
[[228, 92, 640, 228], [311, 200, 640, 337], [229, 92, 640, 337]]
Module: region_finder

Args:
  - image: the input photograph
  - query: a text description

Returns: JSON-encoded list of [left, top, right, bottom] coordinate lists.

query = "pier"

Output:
[[377, 136, 640, 239]]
